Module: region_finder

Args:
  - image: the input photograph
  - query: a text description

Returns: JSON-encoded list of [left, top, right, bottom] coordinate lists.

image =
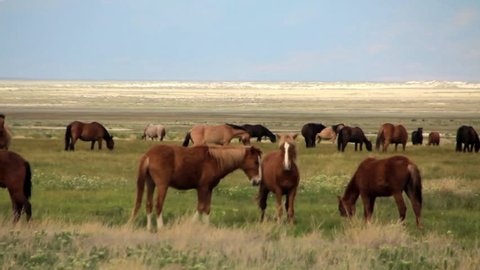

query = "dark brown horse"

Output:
[[375, 123, 408, 152], [337, 126, 372, 152], [0, 114, 12, 150], [337, 155, 423, 228], [129, 144, 262, 230], [0, 150, 32, 223], [182, 124, 251, 147], [64, 121, 114, 151], [258, 134, 299, 224], [456, 125, 480, 152], [427, 132, 440, 146]]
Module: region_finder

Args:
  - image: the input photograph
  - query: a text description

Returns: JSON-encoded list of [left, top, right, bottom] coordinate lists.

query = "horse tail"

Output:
[[375, 128, 384, 151], [23, 161, 32, 199], [65, 124, 72, 151], [337, 129, 343, 151], [408, 163, 422, 205], [129, 155, 149, 224], [182, 132, 191, 147]]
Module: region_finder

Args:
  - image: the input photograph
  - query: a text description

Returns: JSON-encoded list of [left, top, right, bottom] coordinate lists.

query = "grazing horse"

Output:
[[316, 127, 337, 144], [142, 124, 166, 141], [240, 124, 276, 143], [258, 134, 299, 224], [0, 114, 12, 150], [412, 128, 423, 145], [337, 126, 372, 152], [64, 121, 114, 151], [182, 123, 251, 147], [337, 155, 423, 228], [301, 123, 326, 148], [0, 150, 32, 223], [427, 132, 440, 146], [456, 125, 480, 152], [375, 123, 408, 152], [129, 144, 262, 230]]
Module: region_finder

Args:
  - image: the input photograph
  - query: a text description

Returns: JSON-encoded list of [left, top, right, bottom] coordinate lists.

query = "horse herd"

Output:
[[1, 115, 480, 230]]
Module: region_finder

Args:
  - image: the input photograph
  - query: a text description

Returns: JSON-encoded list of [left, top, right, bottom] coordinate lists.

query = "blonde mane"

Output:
[[207, 146, 247, 171]]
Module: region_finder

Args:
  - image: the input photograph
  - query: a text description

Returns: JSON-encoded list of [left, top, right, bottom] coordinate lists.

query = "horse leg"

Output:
[[286, 188, 297, 224], [155, 184, 168, 230], [90, 141, 95, 150], [274, 191, 283, 223], [383, 142, 389, 152], [202, 189, 213, 225], [395, 143, 398, 151], [354, 143, 358, 151], [70, 137, 78, 151], [98, 139, 102, 150], [393, 193, 407, 224], [257, 137, 261, 142], [402, 143, 406, 151], [360, 194, 374, 224], [23, 200, 32, 222], [258, 184, 269, 222], [360, 143, 363, 151], [145, 178, 155, 231]]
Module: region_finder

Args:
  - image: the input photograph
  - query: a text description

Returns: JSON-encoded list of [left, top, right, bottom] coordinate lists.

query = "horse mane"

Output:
[[207, 146, 247, 171], [96, 122, 112, 139], [225, 123, 247, 131]]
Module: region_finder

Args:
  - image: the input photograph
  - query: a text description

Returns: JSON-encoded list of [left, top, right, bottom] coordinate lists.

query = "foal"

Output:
[[258, 134, 300, 224]]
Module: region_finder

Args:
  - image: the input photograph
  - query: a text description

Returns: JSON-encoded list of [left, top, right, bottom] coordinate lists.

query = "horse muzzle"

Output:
[[250, 176, 261, 186]]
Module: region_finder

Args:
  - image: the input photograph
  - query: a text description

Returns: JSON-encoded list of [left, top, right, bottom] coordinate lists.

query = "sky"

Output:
[[0, 0, 479, 81]]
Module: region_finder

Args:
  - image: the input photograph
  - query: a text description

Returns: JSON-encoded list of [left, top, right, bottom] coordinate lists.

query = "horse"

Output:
[[316, 127, 337, 144], [412, 128, 423, 145], [375, 123, 408, 152], [240, 124, 276, 143], [301, 123, 326, 148], [0, 150, 32, 223], [0, 114, 12, 150], [258, 134, 300, 224], [182, 123, 251, 147], [142, 124, 166, 141], [64, 121, 114, 151], [456, 125, 480, 152], [337, 155, 423, 228], [129, 144, 262, 231], [427, 132, 440, 146], [337, 126, 372, 152]]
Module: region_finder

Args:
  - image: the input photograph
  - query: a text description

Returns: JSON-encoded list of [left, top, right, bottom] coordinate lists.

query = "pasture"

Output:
[[1, 81, 480, 269]]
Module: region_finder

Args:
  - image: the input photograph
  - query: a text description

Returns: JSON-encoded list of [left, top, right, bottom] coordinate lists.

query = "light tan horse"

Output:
[[0, 114, 12, 150], [258, 134, 299, 224], [316, 127, 337, 144], [129, 144, 262, 231], [142, 124, 166, 141], [182, 123, 251, 146]]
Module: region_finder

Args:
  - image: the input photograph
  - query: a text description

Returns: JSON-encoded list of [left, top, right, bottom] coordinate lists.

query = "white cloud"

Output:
[[452, 9, 478, 28]]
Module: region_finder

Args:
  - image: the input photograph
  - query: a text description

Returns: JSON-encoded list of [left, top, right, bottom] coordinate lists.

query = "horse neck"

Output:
[[207, 147, 246, 177], [342, 178, 359, 204]]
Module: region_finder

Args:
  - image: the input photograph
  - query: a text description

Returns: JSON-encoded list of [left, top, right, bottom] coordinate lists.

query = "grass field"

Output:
[[1, 81, 480, 269]]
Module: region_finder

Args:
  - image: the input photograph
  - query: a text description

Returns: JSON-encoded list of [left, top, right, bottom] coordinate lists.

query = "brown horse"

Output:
[[316, 127, 337, 144], [375, 123, 408, 152], [182, 123, 251, 146], [0, 150, 32, 223], [258, 134, 299, 224], [64, 121, 114, 151], [0, 114, 12, 150], [428, 132, 440, 146], [337, 155, 423, 228], [129, 144, 262, 231]]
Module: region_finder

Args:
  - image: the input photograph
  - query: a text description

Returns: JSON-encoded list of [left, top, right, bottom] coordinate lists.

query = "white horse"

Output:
[[142, 124, 166, 141]]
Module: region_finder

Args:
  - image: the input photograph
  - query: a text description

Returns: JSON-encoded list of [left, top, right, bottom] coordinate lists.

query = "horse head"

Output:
[[365, 140, 373, 151], [277, 133, 298, 171], [106, 136, 115, 150], [241, 146, 263, 185], [337, 195, 355, 217]]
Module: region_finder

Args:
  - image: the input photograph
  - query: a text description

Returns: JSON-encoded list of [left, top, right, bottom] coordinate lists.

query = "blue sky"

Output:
[[1, 0, 479, 81]]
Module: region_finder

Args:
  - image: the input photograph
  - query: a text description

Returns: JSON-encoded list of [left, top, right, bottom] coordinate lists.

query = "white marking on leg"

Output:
[[284, 142, 291, 170], [157, 213, 164, 229], [147, 213, 152, 231], [192, 211, 200, 222]]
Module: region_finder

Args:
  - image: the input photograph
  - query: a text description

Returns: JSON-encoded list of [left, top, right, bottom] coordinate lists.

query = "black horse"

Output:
[[412, 128, 423, 145], [337, 126, 372, 152], [240, 124, 276, 143], [301, 123, 326, 148], [456, 125, 480, 152]]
